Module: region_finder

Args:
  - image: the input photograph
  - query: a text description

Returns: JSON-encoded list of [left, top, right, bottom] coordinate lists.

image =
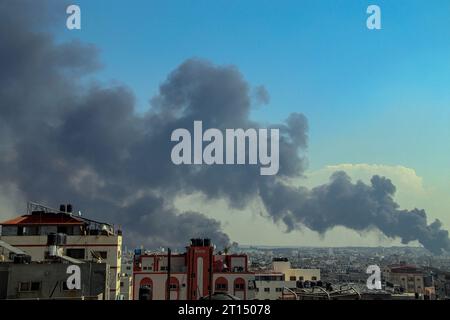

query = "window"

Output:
[[19, 282, 41, 292], [160, 266, 168, 271], [57, 226, 68, 234], [312, 276, 317, 281], [18, 226, 39, 236], [120, 282, 124, 288], [290, 276, 296, 281], [235, 283, 245, 290], [255, 288, 259, 292], [264, 288, 270, 292], [169, 284, 178, 290], [215, 283, 227, 290], [66, 248, 85, 259], [19, 282, 30, 292], [92, 251, 107, 259], [1, 226, 18, 236], [30, 282, 41, 291], [256, 275, 283, 282], [276, 288, 283, 292], [299, 276, 304, 281], [57, 226, 74, 235]]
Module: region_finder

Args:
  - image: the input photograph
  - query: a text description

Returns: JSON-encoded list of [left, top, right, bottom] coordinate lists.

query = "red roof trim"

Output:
[[0, 214, 85, 226]]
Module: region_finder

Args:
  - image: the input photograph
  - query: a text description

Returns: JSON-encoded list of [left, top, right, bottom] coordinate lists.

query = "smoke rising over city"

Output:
[[0, 0, 449, 253]]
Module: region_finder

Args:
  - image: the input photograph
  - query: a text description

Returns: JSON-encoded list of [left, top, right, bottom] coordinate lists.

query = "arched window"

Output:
[[234, 278, 245, 291], [167, 277, 180, 290], [140, 277, 153, 287], [215, 277, 228, 292], [138, 277, 153, 300], [166, 277, 180, 300], [233, 277, 246, 299]]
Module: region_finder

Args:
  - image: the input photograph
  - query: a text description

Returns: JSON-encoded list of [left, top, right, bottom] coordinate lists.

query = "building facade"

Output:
[[383, 264, 424, 294], [0, 203, 122, 299], [254, 258, 321, 300], [0, 262, 109, 300], [272, 258, 320, 282], [254, 272, 288, 300], [133, 239, 255, 300]]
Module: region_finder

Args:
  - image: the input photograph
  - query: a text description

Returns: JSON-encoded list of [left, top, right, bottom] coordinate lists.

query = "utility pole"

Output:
[[166, 248, 171, 300]]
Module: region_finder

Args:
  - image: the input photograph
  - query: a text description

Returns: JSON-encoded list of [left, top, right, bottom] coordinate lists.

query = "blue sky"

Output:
[[58, 0, 450, 176], [58, 0, 450, 216]]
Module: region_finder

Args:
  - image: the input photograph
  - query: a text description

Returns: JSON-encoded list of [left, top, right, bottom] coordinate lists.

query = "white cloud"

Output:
[[302, 164, 427, 210]]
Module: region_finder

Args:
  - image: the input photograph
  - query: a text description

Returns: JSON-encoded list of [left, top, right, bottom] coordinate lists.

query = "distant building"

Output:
[[272, 257, 320, 282], [120, 257, 134, 300], [133, 238, 255, 300], [253, 258, 321, 300], [0, 202, 122, 299], [0, 261, 109, 300], [383, 264, 424, 294], [254, 271, 288, 300]]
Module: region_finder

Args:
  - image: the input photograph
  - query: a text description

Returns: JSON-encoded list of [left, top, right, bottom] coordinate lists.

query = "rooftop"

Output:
[[0, 202, 119, 236], [0, 212, 85, 226]]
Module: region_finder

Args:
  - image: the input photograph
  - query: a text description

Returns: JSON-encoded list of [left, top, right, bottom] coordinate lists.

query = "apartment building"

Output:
[[253, 258, 321, 300], [0, 261, 109, 300], [0, 202, 122, 299], [272, 257, 320, 282], [383, 264, 424, 294]]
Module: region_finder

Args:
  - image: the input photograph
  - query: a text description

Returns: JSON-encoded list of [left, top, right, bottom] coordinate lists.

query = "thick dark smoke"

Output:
[[259, 173, 450, 254], [0, 1, 449, 253]]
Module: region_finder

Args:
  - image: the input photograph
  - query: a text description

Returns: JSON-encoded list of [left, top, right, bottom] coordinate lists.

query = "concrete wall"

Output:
[[0, 262, 109, 300], [385, 272, 424, 294]]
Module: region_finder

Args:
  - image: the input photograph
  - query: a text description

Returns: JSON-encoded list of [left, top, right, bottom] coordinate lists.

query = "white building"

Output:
[[272, 258, 320, 282], [254, 272, 295, 300], [254, 258, 321, 300], [0, 203, 122, 300]]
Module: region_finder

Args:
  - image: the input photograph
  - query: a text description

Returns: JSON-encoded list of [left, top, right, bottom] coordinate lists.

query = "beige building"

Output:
[[0, 203, 122, 300], [254, 271, 293, 300], [383, 264, 424, 294], [272, 258, 320, 282], [120, 258, 133, 300], [253, 258, 321, 300]]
